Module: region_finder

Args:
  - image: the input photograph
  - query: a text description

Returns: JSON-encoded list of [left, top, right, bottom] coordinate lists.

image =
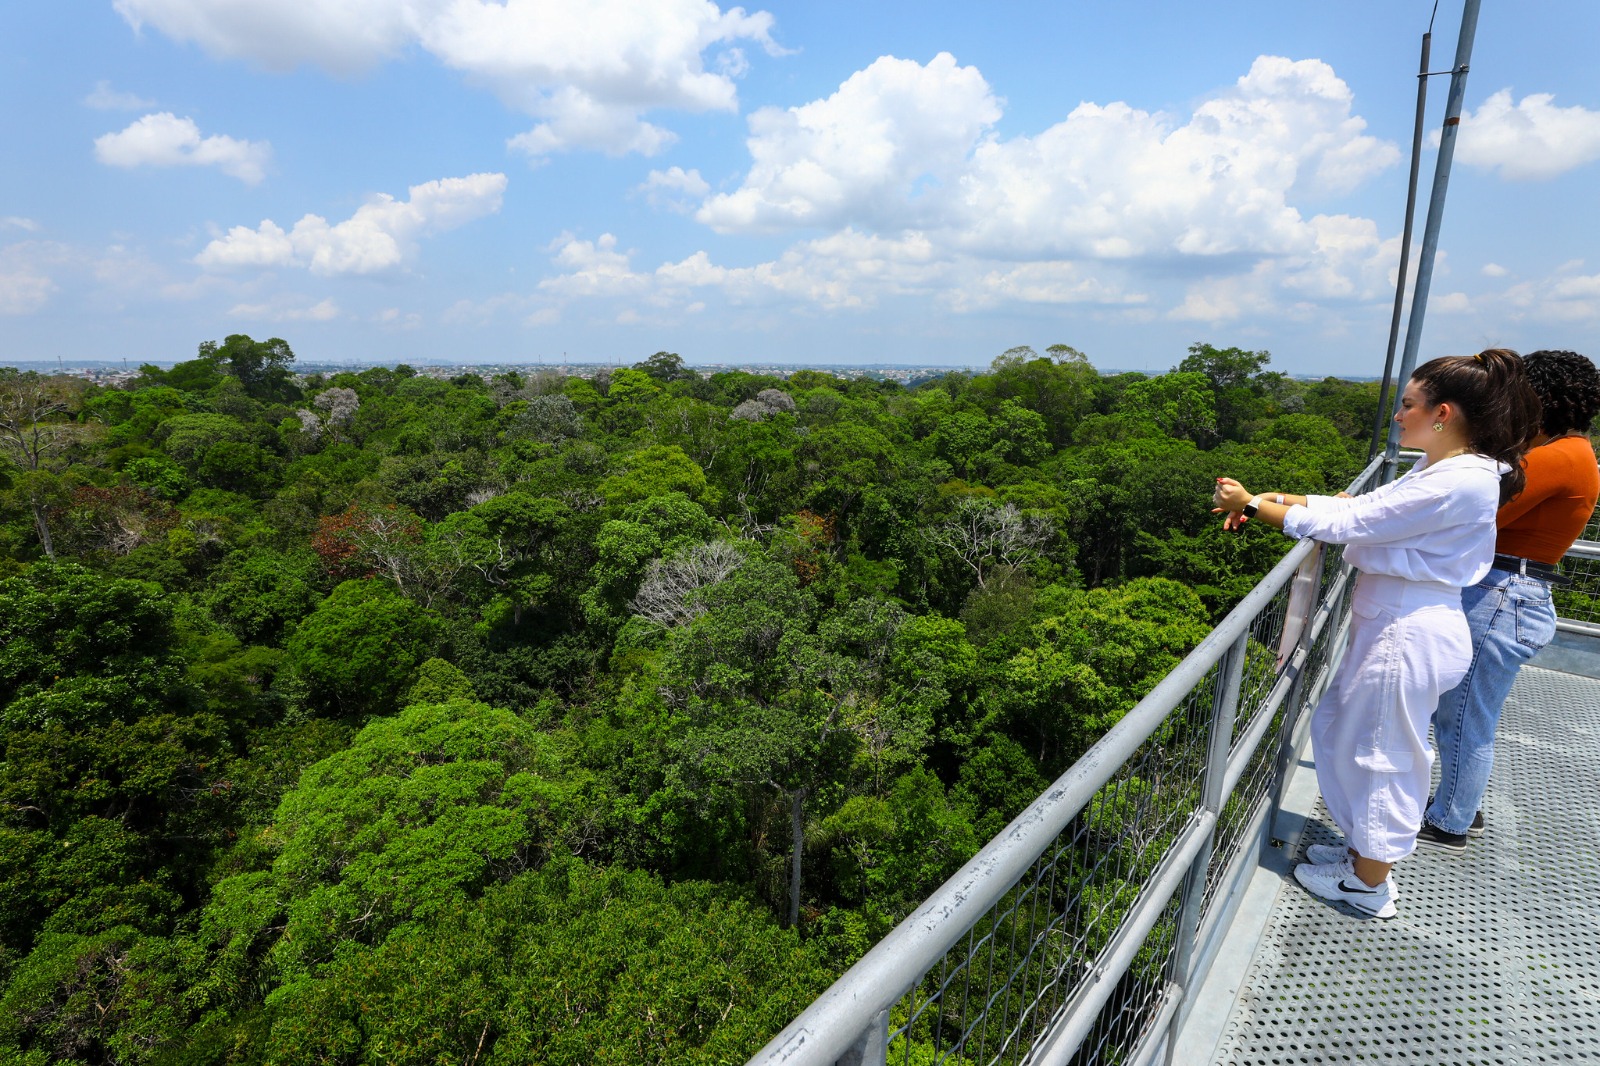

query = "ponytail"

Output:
[[1411, 348, 1541, 504]]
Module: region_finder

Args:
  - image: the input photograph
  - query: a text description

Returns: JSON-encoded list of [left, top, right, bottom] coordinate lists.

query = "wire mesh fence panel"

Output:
[[1555, 550, 1600, 624], [1203, 753, 1274, 921], [1200, 621, 1285, 917], [1204, 559, 1331, 919], [886, 668, 1220, 1066], [1228, 583, 1291, 747], [1579, 491, 1600, 543], [1062, 892, 1183, 1066]]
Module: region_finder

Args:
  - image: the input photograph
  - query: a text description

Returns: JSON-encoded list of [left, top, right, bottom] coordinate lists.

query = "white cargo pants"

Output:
[[1310, 572, 1472, 862]]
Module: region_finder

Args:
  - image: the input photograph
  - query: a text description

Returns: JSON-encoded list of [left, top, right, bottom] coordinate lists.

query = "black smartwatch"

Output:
[[1242, 495, 1262, 518]]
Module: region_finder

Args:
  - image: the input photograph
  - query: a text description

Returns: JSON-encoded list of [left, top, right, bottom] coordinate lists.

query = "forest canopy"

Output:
[[0, 339, 1376, 1064]]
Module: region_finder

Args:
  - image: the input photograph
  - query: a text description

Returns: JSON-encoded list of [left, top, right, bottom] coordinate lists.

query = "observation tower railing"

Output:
[[747, 455, 1384, 1066], [749, 455, 1600, 1066]]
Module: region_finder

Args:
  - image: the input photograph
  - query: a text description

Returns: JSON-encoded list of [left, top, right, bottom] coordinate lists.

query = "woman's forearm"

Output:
[[1213, 480, 1306, 530], [1238, 497, 1293, 530]]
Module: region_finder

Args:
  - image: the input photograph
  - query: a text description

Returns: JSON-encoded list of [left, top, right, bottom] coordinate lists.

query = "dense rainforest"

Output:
[[0, 337, 1377, 1064]]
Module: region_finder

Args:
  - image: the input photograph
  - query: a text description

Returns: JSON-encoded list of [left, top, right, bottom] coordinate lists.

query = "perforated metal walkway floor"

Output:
[[1207, 664, 1600, 1065]]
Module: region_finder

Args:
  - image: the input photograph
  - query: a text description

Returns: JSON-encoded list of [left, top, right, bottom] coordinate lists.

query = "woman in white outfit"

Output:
[[1214, 349, 1539, 917]]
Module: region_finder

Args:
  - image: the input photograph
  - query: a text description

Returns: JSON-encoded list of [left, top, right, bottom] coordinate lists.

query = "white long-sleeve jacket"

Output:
[[1281, 453, 1503, 588]]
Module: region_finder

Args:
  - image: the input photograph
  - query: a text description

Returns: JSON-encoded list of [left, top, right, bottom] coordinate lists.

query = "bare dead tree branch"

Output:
[[929, 497, 1052, 590], [630, 541, 745, 625]]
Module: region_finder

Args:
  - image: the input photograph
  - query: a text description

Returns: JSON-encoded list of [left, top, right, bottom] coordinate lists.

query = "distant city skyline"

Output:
[[4, 356, 1384, 388], [3, 2, 1598, 376]]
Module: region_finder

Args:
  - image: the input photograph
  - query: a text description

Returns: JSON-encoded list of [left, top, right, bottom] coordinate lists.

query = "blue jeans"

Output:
[[1426, 569, 1557, 834]]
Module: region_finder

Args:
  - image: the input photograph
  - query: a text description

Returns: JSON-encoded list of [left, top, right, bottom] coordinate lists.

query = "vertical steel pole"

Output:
[[1369, 30, 1433, 470], [1383, 0, 1483, 470], [1163, 631, 1248, 1064]]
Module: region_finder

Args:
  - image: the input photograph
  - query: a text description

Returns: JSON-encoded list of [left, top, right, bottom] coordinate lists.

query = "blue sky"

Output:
[[2, 1, 1598, 375]]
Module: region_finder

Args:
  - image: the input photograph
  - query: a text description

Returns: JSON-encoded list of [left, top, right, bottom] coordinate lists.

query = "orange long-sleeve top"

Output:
[[1496, 435, 1600, 564]]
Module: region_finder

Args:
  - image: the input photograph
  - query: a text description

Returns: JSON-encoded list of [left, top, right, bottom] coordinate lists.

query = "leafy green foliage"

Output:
[[0, 338, 1375, 1062], [598, 444, 708, 507], [185, 860, 831, 1066], [285, 580, 443, 716], [1003, 578, 1212, 770], [0, 566, 226, 987], [0, 563, 184, 729], [203, 699, 588, 983]]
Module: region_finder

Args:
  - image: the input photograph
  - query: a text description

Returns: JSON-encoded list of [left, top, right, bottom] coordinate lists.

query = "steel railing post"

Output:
[[1163, 629, 1248, 1062]]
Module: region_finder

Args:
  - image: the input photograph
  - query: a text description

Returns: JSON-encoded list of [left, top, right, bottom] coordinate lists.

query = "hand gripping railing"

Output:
[[749, 456, 1386, 1066]]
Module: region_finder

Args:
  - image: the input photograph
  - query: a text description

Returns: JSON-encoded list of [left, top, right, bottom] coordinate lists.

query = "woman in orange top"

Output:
[[1422, 349, 1600, 851]]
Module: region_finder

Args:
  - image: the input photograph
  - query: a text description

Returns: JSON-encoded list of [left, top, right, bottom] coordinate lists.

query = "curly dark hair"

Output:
[[1523, 349, 1600, 437], [1411, 348, 1541, 503]]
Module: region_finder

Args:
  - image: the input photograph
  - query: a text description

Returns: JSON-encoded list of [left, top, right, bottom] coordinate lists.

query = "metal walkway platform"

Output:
[[1198, 662, 1600, 1065]]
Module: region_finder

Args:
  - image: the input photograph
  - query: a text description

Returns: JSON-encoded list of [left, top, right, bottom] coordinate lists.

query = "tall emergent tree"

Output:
[[202, 334, 301, 403], [0, 370, 82, 559]]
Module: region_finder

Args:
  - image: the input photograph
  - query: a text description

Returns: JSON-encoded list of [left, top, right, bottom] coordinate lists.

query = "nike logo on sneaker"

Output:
[[1338, 880, 1378, 894]]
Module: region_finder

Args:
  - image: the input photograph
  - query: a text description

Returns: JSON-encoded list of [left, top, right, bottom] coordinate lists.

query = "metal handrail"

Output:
[[748, 455, 1386, 1066], [1563, 540, 1600, 560], [1554, 539, 1600, 637]]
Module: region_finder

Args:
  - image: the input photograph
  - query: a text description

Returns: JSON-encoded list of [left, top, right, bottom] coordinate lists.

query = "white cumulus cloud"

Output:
[[376, 307, 424, 330], [537, 233, 650, 298], [1167, 214, 1402, 325], [535, 54, 1404, 324], [699, 52, 1002, 233], [95, 112, 272, 183], [659, 229, 945, 310], [0, 271, 57, 315], [1168, 267, 1285, 325], [113, 0, 782, 158], [506, 96, 678, 160], [1414, 262, 1600, 332], [696, 53, 1398, 283], [112, 0, 418, 74], [1535, 268, 1600, 321], [530, 226, 1148, 318], [1447, 89, 1600, 180], [196, 172, 508, 275], [954, 55, 1397, 260]]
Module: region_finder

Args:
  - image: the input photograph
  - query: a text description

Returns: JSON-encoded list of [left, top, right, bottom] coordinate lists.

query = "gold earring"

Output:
[[1432, 421, 1445, 432]]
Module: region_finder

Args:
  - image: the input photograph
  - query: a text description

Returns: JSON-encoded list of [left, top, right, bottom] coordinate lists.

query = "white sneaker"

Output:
[[1300, 846, 1402, 902], [1304, 843, 1350, 866], [1293, 858, 1397, 919]]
